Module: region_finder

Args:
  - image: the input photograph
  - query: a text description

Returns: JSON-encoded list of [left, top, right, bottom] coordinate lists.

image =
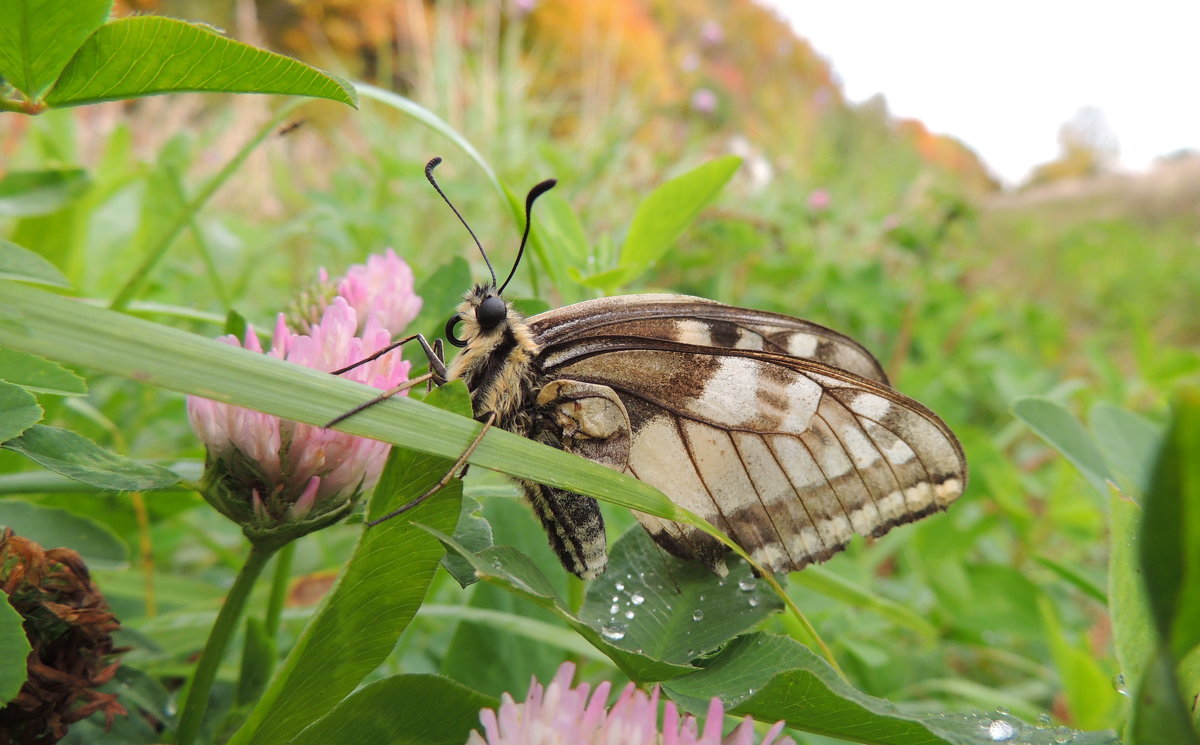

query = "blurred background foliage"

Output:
[[2, 0, 1198, 742]]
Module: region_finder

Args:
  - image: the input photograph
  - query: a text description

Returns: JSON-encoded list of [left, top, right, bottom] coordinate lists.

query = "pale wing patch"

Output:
[[627, 416, 716, 521], [673, 319, 714, 347], [786, 333, 819, 358], [684, 357, 766, 427]]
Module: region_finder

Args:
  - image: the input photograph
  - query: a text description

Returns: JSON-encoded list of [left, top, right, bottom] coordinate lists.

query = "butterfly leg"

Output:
[[325, 334, 449, 428], [365, 412, 496, 526]]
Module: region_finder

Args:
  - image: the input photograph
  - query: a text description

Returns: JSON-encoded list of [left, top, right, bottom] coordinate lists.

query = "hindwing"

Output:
[[528, 297, 966, 575]]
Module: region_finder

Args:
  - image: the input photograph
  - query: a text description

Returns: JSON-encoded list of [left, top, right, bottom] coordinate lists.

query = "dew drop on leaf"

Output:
[[985, 720, 1015, 742], [1111, 673, 1127, 695]]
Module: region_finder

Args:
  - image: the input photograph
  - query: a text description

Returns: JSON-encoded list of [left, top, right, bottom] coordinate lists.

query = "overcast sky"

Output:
[[763, 1, 1200, 185]]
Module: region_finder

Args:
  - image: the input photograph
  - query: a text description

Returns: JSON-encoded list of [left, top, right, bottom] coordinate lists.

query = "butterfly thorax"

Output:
[[445, 285, 543, 433]]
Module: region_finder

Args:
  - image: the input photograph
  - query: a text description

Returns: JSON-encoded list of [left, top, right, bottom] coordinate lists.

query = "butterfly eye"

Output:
[[445, 314, 468, 348], [476, 296, 507, 330]]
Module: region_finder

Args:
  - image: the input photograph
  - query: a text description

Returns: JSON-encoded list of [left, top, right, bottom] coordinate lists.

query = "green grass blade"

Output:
[[0, 280, 683, 525]]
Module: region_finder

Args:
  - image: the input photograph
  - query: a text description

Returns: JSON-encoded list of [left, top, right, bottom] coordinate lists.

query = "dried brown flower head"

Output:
[[0, 529, 126, 745]]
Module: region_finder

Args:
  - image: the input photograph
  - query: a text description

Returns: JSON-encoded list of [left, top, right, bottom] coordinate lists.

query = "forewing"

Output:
[[539, 336, 966, 575], [529, 294, 889, 384]]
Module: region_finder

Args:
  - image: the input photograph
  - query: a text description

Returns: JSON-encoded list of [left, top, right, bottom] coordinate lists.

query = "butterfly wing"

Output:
[[529, 294, 890, 384], [530, 298, 966, 575]]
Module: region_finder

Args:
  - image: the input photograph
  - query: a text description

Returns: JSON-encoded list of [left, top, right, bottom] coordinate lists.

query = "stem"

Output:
[[265, 542, 295, 638], [175, 541, 279, 745], [129, 491, 156, 618]]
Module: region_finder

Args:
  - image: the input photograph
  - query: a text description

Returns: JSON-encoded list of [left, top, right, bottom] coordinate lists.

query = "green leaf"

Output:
[[0, 588, 32, 706], [440, 494, 493, 588], [428, 527, 695, 684], [2, 424, 179, 491], [1140, 388, 1200, 659], [0, 0, 111, 99], [1110, 486, 1154, 698], [1129, 646, 1200, 745], [0, 380, 41, 443], [1091, 402, 1163, 496], [0, 170, 89, 218], [45, 17, 357, 108], [0, 349, 86, 395], [1013, 397, 1113, 499], [581, 526, 781, 664], [228, 406, 464, 745], [665, 633, 1120, 745], [440, 497, 580, 698], [1038, 595, 1122, 729], [0, 500, 127, 567], [617, 156, 741, 282], [0, 241, 69, 287], [290, 675, 496, 745]]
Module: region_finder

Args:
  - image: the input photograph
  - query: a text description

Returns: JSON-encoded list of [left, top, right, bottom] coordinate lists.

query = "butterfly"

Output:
[[350, 158, 967, 580]]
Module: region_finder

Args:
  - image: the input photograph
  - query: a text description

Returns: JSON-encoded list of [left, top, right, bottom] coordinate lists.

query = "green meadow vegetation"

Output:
[[1, 1, 1198, 744]]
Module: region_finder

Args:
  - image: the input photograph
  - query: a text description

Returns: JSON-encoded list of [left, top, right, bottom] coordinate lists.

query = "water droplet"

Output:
[[624, 610, 635, 620], [748, 597, 759, 607], [718, 577, 727, 586], [747, 687, 756, 696], [738, 577, 757, 592], [615, 581, 625, 591], [986, 719, 1016, 741], [692, 609, 704, 621], [699, 594, 706, 601], [1112, 673, 1127, 695], [1053, 727, 1073, 744], [1036, 713, 1052, 726], [994, 706, 1010, 716], [611, 595, 619, 603], [630, 592, 645, 605], [600, 622, 626, 641], [609, 603, 620, 615]]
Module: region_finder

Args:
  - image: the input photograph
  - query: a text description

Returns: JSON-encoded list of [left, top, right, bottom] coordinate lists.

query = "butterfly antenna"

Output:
[[498, 178, 557, 294], [425, 157, 497, 287]]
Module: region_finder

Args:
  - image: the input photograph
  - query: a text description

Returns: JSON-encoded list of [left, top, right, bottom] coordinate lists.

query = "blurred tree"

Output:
[[1027, 106, 1120, 187]]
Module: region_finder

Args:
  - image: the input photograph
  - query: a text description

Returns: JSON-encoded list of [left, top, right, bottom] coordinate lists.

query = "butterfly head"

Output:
[[423, 156, 556, 351], [445, 284, 510, 348]]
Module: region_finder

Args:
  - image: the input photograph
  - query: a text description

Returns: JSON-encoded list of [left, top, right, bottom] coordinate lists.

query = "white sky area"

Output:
[[764, 1, 1200, 185]]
